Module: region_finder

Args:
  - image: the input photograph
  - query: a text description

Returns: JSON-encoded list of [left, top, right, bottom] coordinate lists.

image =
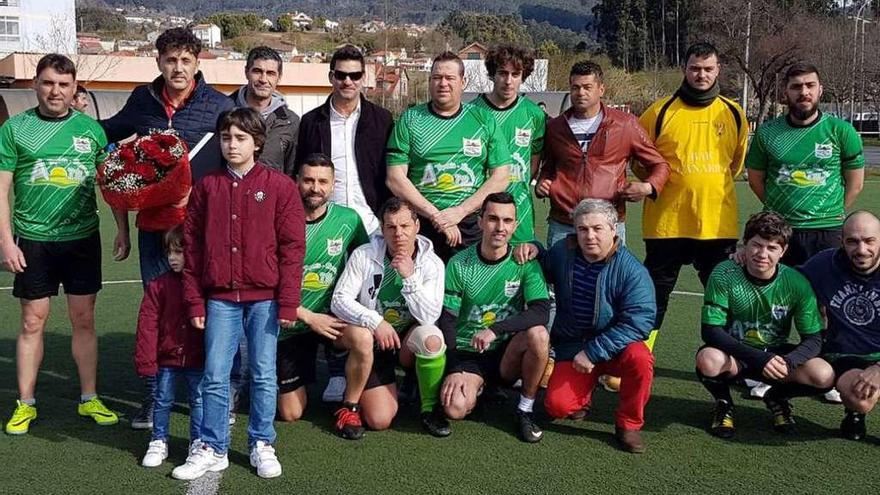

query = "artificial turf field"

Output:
[[1, 182, 879, 495]]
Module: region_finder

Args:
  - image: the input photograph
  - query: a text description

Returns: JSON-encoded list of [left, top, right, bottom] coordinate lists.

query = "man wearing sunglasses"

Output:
[[295, 45, 394, 403], [295, 44, 393, 237]]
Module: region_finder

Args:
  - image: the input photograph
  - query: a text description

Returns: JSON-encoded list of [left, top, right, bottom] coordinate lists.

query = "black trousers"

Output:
[[644, 238, 737, 329], [419, 212, 481, 262], [782, 228, 842, 267]]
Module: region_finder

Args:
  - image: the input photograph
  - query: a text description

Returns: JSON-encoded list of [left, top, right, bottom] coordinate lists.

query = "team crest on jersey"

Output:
[[254, 190, 266, 202], [814, 143, 833, 159], [504, 279, 521, 297], [515, 128, 531, 147], [327, 238, 343, 256], [462, 138, 483, 157], [73, 137, 91, 153], [771, 305, 789, 320]]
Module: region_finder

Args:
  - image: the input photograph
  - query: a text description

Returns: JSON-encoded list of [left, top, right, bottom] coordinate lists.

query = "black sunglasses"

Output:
[[331, 70, 364, 82]]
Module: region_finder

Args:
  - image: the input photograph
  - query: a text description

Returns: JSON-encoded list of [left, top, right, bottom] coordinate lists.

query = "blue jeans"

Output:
[[200, 299, 279, 454], [546, 219, 627, 248], [151, 366, 203, 443], [138, 230, 171, 286]]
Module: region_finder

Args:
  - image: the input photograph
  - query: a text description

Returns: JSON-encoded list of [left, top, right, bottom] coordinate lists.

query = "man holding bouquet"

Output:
[[99, 27, 233, 429], [1, 54, 124, 434]]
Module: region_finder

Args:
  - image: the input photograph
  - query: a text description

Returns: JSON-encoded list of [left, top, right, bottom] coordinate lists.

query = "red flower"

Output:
[[138, 140, 162, 158], [153, 134, 179, 147], [133, 162, 158, 182], [154, 150, 177, 168], [119, 147, 136, 164]]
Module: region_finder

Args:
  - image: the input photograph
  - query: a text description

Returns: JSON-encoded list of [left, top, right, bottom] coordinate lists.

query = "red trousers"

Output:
[[544, 342, 654, 430]]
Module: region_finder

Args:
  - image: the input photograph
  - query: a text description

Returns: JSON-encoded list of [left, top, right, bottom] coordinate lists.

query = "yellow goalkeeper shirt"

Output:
[[638, 94, 748, 240]]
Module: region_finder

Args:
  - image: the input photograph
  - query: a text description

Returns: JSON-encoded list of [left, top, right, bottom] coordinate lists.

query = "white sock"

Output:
[[518, 395, 534, 413]]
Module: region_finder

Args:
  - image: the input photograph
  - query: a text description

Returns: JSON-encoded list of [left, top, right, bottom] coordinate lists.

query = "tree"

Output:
[[276, 15, 293, 33], [594, 0, 697, 70], [75, 6, 127, 33], [536, 40, 561, 58], [28, 15, 120, 82], [438, 11, 533, 48], [693, 0, 816, 123], [204, 12, 265, 39]]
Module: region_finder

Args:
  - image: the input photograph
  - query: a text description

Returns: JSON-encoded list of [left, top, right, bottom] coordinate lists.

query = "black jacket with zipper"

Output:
[[294, 94, 393, 215]]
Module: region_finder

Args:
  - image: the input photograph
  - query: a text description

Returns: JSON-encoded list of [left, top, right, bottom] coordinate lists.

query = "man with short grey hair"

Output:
[[516, 198, 656, 453], [232, 46, 300, 174]]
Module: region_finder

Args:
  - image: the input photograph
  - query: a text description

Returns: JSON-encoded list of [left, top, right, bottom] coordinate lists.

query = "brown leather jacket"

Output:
[[537, 104, 669, 224]]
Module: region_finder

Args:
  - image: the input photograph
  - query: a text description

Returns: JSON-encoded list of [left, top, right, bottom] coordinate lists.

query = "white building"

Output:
[[191, 23, 222, 49], [0, 0, 77, 56], [287, 12, 312, 29]]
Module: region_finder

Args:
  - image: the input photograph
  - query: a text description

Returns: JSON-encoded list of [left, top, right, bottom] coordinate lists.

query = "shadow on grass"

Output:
[[0, 331, 197, 465], [539, 383, 840, 448], [0, 332, 844, 458]]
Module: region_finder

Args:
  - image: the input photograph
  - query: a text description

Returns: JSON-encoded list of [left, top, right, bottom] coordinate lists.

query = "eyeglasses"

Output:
[[331, 70, 364, 82]]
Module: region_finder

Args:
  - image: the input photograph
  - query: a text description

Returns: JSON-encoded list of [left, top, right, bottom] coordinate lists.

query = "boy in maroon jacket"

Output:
[[136, 226, 205, 468], [175, 108, 305, 481]]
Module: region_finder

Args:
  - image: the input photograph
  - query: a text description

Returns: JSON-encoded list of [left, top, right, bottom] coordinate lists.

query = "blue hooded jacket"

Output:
[[542, 235, 657, 362]]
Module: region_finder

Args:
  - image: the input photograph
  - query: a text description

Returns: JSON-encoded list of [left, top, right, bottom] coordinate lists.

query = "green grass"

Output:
[[2, 183, 880, 494]]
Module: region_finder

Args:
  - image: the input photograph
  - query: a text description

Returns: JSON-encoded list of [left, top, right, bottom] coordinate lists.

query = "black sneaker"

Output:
[[709, 400, 735, 439], [421, 406, 451, 438], [764, 397, 796, 433], [515, 409, 543, 443], [398, 371, 419, 406], [130, 402, 153, 430], [841, 410, 867, 441]]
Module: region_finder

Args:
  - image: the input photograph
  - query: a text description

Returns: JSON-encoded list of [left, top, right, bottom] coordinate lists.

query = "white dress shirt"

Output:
[[329, 100, 380, 234]]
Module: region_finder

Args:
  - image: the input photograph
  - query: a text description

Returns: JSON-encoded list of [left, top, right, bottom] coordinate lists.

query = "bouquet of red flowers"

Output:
[[98, 129, 191, 232]]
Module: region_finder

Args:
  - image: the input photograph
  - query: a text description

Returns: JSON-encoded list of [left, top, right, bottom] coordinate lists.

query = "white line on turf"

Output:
[[0, 278, 708, 297], [185, 471, 222, 495]]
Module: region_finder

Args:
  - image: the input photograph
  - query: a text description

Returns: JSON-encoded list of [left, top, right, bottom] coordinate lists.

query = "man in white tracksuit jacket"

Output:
[[330, 197, 450, 439]]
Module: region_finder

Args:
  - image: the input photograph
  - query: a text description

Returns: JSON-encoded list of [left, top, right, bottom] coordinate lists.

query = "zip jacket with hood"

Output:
[[330, 234, 444, 331], [231, 86, 300, 175]]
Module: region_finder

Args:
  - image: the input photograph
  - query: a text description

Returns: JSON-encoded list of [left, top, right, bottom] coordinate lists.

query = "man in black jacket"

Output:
[[231, 46, 299, 175], [295, 45, 393, 402], [295, 45, 392, 236]]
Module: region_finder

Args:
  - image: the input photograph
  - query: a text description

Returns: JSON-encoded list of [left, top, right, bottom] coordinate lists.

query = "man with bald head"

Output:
[[800, 211, 880, 441]]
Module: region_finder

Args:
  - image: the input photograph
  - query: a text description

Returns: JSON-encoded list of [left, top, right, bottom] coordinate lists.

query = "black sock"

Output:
[[696, 368, 733, 404], [765, 382, 829, 402]]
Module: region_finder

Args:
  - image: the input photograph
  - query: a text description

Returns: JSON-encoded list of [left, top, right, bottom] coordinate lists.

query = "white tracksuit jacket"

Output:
[[330, 234, 444, 331]]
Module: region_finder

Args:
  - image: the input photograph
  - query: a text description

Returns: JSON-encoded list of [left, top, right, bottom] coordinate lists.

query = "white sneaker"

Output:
[[824, 388, 843, 404], [322, 376, 346, 403], [749, 381, 772, 399], [189, 438, 204, 454], [141, 439, 168, 468], [743, 378, 762, 388], [171, 445, 229, 480], [250, 441, 282, 479], [229, 412, 236, 426]]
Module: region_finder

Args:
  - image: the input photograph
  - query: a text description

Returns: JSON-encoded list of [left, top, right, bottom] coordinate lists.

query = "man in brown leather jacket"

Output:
[[536, 61, 669, 247]]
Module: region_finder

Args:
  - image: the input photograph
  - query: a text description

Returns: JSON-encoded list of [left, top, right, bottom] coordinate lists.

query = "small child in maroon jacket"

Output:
[[135, 226, 205, 469], [175, 108, 305, 481]]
